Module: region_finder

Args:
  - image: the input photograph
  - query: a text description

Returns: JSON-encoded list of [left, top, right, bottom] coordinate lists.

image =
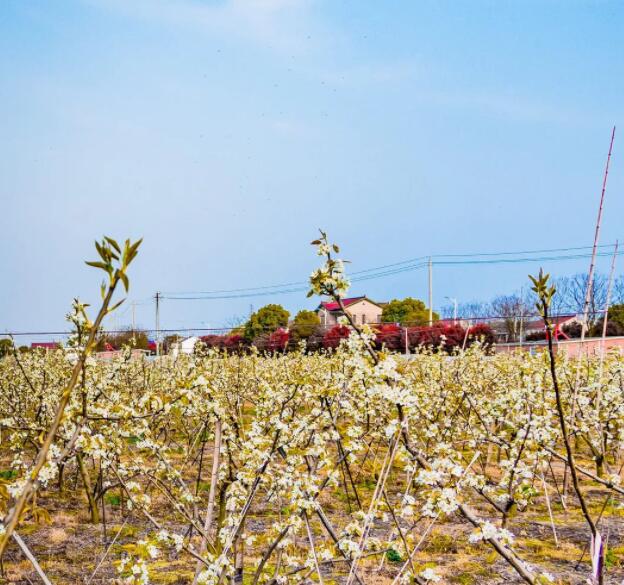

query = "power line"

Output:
[[434, 251, 619, 266], [162, 247, 622, 301], [163, 243, 619, 297], [4, 244, 621, 337]]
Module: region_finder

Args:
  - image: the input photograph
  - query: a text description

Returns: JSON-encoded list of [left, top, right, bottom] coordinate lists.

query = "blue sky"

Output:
[[1, 1, 623, 338]]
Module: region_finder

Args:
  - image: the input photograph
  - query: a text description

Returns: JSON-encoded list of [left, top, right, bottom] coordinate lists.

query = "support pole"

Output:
[[566, 126, 616, 496], [155, 292, 161, 357], [580, 126, 616, 339], [599, 240, 619, 365], [428, 257, 433, 327]]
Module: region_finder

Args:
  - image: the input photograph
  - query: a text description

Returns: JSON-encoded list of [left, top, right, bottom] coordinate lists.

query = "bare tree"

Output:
[[440, 272, 611, 333], [491, 294, 528, 342], [440, 303, 453, 320], [611, 275, 624, 306], [548, 276, 573, 317], [458, 301, 491, 323], [224, 314, 247, 332], [552, 273, 608, 324]]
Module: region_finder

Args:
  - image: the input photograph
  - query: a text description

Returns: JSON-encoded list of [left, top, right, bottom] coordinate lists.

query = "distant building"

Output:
[[522, 314, 579, 339], [170, 336, 200, 358], [31, 342, 59, 351], [489, 314, 580, 343], [316, 296, 383, 327]]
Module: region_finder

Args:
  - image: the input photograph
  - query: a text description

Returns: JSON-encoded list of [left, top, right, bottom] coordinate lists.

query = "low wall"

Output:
[[495, 336, 624, 357], [95, 349, 150, 361]]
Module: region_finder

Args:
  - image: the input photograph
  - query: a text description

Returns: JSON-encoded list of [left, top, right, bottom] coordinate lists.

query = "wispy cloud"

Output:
[[84, 1, 604, 127], [85, 0, 326, 54]]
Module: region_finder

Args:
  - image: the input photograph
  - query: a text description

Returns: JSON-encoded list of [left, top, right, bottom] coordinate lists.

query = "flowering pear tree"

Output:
[[0, 234, 622, 584]]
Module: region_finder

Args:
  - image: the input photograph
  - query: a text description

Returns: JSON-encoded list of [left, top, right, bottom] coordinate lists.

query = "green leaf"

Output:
[[120, 271, 129, 293], [126, 238, 142, 266], [104, 236, 121, 254], [85, 261, 109, 271], [108, 299, 125, 313]]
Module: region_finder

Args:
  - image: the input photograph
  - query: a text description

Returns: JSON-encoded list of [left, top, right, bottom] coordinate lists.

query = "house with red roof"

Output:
[[316, 296, 384, 327], [489, 314, 580, 343], [522, 314, 579, 340], [30, 342, 60, 351]]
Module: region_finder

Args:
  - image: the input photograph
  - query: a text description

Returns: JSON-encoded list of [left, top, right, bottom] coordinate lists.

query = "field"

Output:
[[1, 339, 624, 585], [0, 237, 623, 585]]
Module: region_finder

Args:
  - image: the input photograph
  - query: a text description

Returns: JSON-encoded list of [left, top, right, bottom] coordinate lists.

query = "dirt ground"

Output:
[[2, 475, 624, 585]]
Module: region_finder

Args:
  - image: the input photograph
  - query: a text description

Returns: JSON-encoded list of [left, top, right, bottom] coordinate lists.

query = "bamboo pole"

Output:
[[193, 419, 223, 585]]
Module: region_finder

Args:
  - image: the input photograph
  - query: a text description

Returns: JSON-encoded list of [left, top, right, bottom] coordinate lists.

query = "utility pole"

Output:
[[155, 292, 161, 357], [428, 257, 433, 327], [519, 286, 525, 347], [131, 301, 137, 343]]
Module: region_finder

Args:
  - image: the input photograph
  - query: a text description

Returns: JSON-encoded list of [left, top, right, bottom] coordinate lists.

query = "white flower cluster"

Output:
[[468, 521, 515, 546], [117, 556, 149, 585], [308, 235, 350, 298], [419, 567, 442, 582]]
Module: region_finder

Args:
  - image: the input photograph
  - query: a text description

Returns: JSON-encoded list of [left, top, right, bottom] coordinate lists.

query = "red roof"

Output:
[[525, 315, 577, 331], [319, 296, 366, 312], [31, 342, 58, 349]]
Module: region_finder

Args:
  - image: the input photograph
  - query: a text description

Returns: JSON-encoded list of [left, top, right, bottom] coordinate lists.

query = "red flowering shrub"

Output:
[[267, 328, 290, 352], [252, 334, 270, 352], [374, 323, 403, 351], [323, 325, 351, 349], [224, 334, 246, 351], [200, 334, 247, 353], [200, 335, 226, 350], [466, 324, 496, 348], [408, 324, 466, 353]]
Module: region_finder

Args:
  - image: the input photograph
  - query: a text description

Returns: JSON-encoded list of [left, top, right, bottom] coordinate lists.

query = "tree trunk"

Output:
[[77, 453, 99, 523]]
